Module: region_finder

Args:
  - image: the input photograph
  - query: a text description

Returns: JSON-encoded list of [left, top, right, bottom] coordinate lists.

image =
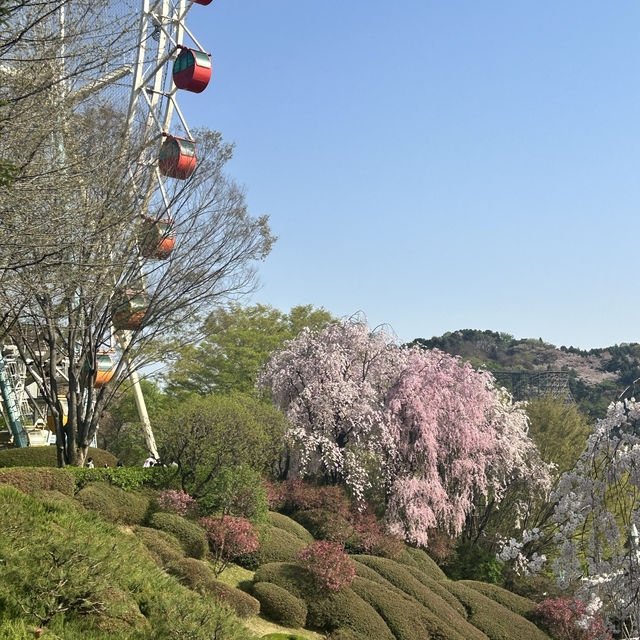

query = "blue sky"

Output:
[[178, 1, 640, 349]]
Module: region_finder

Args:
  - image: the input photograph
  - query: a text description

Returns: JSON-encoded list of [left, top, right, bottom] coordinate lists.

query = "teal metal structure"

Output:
[[0, 348, 28, 447]]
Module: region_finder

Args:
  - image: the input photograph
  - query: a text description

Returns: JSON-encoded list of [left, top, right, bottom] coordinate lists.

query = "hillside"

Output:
[[410, 329, 640, 419], [0, 464, 558, 640]]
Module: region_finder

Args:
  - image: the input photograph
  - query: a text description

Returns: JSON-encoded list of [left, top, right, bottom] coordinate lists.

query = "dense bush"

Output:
[[133, 525, 184, 567], [200, 515, 259, 575], [354, 556, 486, 640], [252, 581, 307, 627], [292, 509, 356, 545], [39, 490, 86, 512], [75, 483, 150, 525], [148, 512, 208, 559], [268, 480, 352, 516], [205, 580, 260, 619], [0, 446, 116, 468], [70, 465, 172, 492], [268, 511, 314, 543], [461, 581, 537, 618], [351, 576, 467, 640], [298, 541, 356, 592], [403, 566, 468, 618], [349, 505, 403, 558], [253, 562, 316, 600], [157, 489, 198, 517], [0, 467, 75, 496], [237, 526, 306, 570], [443, 581, 552, 640], [443, 540, 505, 584], [394, 546, 447, 581], [199, 464, 268, 522], [534, 598, 612, 640]]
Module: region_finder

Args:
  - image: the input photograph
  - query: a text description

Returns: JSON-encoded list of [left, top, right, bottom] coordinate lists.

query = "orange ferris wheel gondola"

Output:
[[158, 134, 197, 180], [111, 289, 149, 331], [140, 216, 175, 260]]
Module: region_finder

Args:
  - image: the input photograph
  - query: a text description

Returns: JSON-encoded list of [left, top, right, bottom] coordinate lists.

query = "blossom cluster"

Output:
[[297, 541, 355, 591], [157, 489, 197, 517], [535, 598, 612, 640], [199, 515, 259, 576]]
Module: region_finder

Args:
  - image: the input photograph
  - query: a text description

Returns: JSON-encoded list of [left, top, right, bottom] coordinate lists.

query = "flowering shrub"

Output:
[[297, 541, 355, 591], [157, 489, 197, 517], [199, 516, 259, 576], [349, 504, 403, 558], [535, 598, 612, 640]]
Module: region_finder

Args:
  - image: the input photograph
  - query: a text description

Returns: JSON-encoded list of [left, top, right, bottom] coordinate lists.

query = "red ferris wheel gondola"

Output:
[[139, 216, 175, 260], [173, 47, 212, 93], [158, 134, 197, 180], [192, 0, 213, 5], [111, 289, 149, 331]]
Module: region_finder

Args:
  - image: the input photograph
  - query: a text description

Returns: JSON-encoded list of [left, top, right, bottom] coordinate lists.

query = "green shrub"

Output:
[[206, 580, 260, 619], [75, 483, 150, 525], [268, 511, 314, 543], [0, 619, 62, 639], [461, 581, 537, 618], [444, 541, 505, 584], [133, 525, 184, 566], [148, 512, 208, 559], [354, 556, 487, 640], [253, 563, 315, 600], [404, 566, 468, 618], [71, 465, 174, 492], [0, 467, 75, 496], [443, 582, 552, 640], [260, 635, 308, 640], [0, 446, 116, 468], [327, 630, 369, 640], [237, 526, 306, 570], [351, 576, 467, 640], [394, 546, 447, 580], [292, 508, 356, 545], [252, 582, 307, 627], [39, 490, 86, 512]]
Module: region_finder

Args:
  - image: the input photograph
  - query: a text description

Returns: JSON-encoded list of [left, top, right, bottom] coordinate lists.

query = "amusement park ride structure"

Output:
[[0, 0, 214, 453]]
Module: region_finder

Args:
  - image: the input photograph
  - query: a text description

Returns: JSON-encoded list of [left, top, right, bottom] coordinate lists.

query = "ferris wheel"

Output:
[[0, 0, 214, 455]]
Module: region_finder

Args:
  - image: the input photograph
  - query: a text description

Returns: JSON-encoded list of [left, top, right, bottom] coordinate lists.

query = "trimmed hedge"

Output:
[[0, 467, 75, 496], [0, 446, 116, 468], [268, 511, 314, 543], [351, 558, 395, 587], [71, 465, 172, 492], [327, 630, 369, 640], [252, 562, 393, 639], [39, 490, 86, 512], [238, 526, 307, 569], [443, 582, 552, 640], [355, 555, 487, 640], [166, 557, 260, 618], [404, 565, 468, 618], [75, 482, 150, 525], [148, 512, 208, 559], [134, 525, 184, 566], [292, 508, 356, 545], [252, 581, 307, 627], [395, 546, 447, 581], [461, 580, 537, 618], [351, 576, 467, 640]]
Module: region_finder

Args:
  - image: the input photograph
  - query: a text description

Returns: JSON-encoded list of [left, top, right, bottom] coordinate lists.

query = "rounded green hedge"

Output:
[[237, 526, 306, 570], [148, 512, 208, 559], [443, 582, 552, 640], [75, 482, 150, 525], [0, 446, 117, 468], [0, 467, 75, 496], [253, 562, 315, 600], [460, 580, 537, 618], [292, 508, 356, 545], [253, 581, 307, 627], [268, 512, 314, 543], [404, 566, 468, 618], [394, 547, 447, 581], [134, 525, 184, 567]]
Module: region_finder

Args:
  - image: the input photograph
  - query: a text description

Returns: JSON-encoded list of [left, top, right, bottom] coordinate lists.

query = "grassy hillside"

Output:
[[0, 466, 558, 640]]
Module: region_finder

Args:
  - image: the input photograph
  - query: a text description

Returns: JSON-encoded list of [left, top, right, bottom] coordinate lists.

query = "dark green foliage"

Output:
[[0, 467, 75, 496], [443, 541, 505, 584], [237, 526, 306, 570], [268, 512, 314, 543], [199, 464, 268, 522], [253, 563, 393, 638], [71, 466, 172, 492], [75, 483, 150, 525], [351, 576, 468, 640], [461, 581, 537, 618], [148, 512, 208, 559], [252, 582, 307, 627], [260, 635, 309, 640], [404, 566, 468, 618], [165, 557, 260, 619], [133, 525, 184, 567], [394, 546, 447, 580], [327, 630, 369, 640], [40, 490, 86, 512], [292, 509, 356, 545], [0, 446, 116, 469], [351, 559, 395, 587], [443, 582, 552, 640], [354, 556, 487, 640]]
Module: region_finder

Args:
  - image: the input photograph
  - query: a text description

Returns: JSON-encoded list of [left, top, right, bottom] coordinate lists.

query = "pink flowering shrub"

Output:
[[157, 489, 198, 517], [350, 504, 403, 558], [297, 541, 355, 591], [535, 598, 612, 640], [200, 515, 259, 577]]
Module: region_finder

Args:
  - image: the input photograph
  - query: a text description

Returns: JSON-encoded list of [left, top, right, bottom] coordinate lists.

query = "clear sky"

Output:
[[177, 1, 640, 349]]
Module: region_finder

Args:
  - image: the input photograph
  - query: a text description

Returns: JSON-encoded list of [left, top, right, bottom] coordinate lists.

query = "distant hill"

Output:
[[410, 329, 640, 420]]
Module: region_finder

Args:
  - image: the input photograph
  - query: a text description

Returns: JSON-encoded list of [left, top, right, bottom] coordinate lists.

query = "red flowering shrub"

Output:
[[297, 541, 355, 592], [350, 504, 403, 558], [157, 489, 198, 518], [199, 515, 259, 576], [271, 480, 351, 517], [535, 598, 612, 640]]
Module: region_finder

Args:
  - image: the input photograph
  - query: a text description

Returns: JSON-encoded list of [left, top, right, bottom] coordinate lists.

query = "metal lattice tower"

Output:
[[492, 370, 574, 404]]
